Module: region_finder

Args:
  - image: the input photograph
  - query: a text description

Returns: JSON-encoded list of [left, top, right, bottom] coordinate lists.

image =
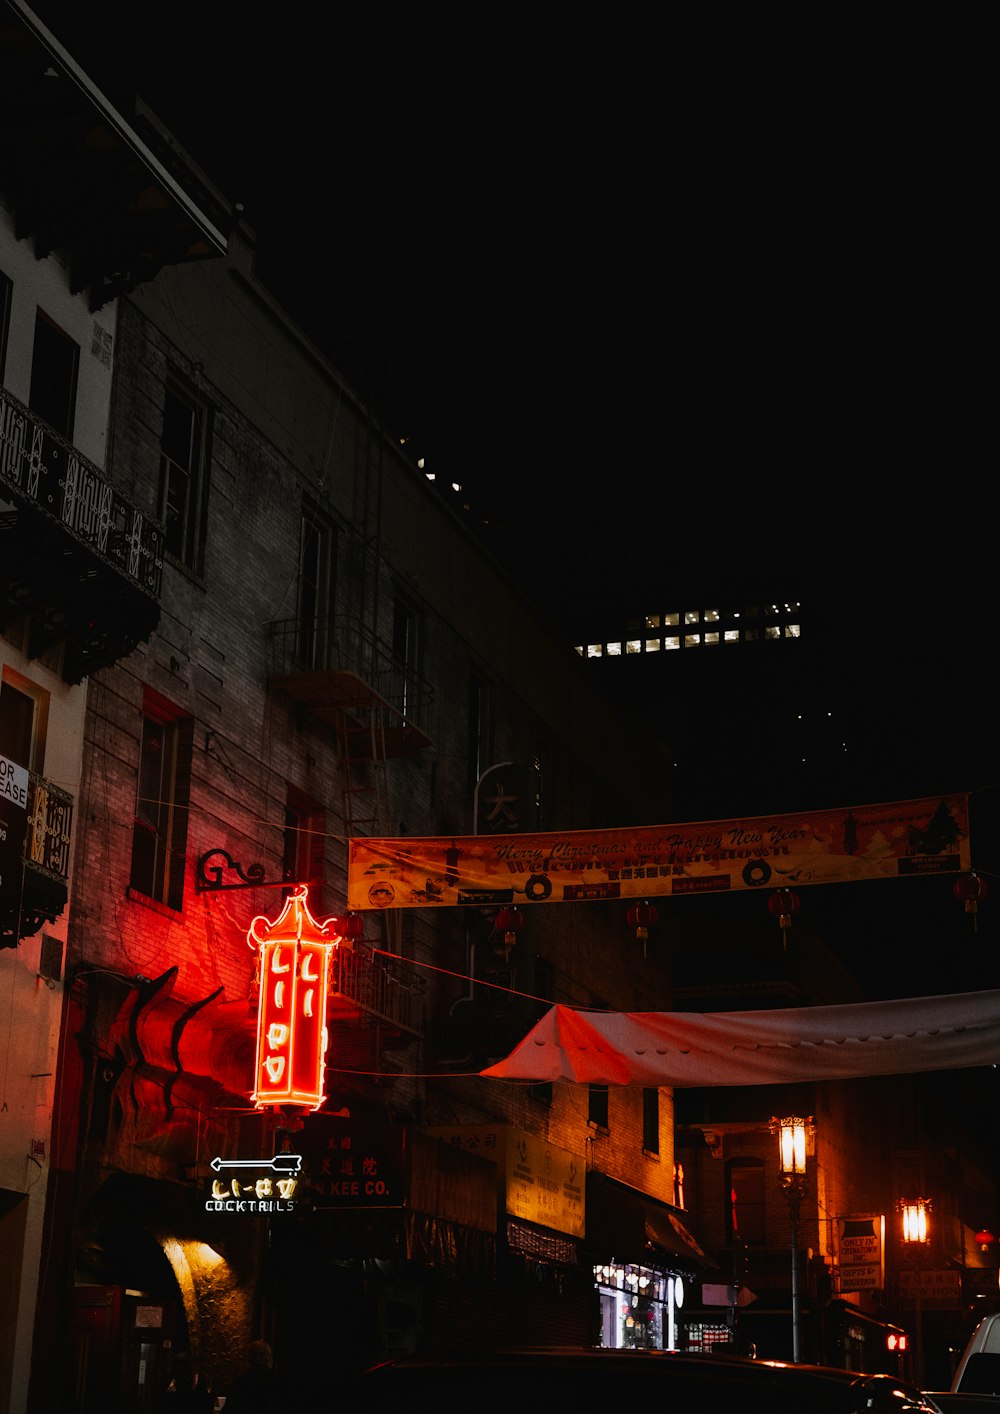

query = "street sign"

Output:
[[898, 1269, 961, 1308], [837, 1213, 885, 1292]]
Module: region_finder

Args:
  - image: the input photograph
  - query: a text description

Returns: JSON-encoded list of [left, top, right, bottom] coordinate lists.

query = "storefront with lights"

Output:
[[586, 1173, 717, 1352]]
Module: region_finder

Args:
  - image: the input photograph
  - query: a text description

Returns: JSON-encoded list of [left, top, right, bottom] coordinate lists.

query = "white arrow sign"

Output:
[[210, 1154, 302, 1174]]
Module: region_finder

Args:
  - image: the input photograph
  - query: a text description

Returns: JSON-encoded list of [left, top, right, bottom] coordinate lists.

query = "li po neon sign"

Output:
[[248, 884, 350, 1111]]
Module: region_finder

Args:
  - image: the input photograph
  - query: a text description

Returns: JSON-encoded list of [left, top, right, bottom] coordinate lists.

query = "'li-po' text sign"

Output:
[[248, 885, 345, 1111], [204, 1153, 301, 1214]]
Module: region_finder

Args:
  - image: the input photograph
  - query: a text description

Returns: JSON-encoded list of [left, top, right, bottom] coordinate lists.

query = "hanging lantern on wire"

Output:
[[495, 905, 524, 960], [954, 872, 988, 934], [627, 900, 659, 958], [767, 889, 800, 951], [334, 912, 365, 946]]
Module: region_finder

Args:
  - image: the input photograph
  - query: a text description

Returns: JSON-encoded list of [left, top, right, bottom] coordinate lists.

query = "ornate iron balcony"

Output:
[[0, 385, 163, 596]]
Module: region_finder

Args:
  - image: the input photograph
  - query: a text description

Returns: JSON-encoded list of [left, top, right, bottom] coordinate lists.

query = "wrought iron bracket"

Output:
[[196, 848, 289, 892]]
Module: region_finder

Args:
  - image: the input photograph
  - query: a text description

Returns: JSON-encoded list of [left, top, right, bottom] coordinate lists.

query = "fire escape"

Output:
[[267, 613, 434, 1055], [268, 613, 434, 837]]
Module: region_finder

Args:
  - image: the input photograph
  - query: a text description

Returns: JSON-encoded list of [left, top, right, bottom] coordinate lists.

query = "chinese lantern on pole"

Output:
[[768, 889, 800, 951], [627, 900, 659, 959], [495, 905, 524, 960], [954, 872, 988, 934]]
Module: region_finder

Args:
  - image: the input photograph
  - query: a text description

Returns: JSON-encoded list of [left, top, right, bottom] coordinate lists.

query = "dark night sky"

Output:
[[22, 9, 1000, 957], [26, 2, 992, 628], [14, 5, 1000, 1094]]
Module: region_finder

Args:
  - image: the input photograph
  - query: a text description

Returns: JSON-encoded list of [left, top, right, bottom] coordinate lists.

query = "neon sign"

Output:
[[248, 885, 346, 1111], [204, 1153, 301, 1213]]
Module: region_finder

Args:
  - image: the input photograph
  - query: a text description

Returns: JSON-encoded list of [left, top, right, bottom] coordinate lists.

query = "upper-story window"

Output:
[[295, 501, 337, 669], [159, 376, 211, 572], [392, 593, 422, 721], [0, 666, 49, 774], [29, 308, 79, 441], [468, 672, 493, 795], [588, 1083, 610, 1130], [726, 1156, 766, 1245], [642, 1087, 660, 1154], [129, 689, 192, 912], [283, 784, 326, 914], [0, 268, 12, 383]]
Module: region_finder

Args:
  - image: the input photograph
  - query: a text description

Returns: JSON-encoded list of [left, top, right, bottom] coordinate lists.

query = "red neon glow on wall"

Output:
[[248, 885, 344, 1111]]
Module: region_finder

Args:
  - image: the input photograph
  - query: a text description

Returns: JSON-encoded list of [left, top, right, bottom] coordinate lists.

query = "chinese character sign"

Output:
[[248, 885, 342, 1111]]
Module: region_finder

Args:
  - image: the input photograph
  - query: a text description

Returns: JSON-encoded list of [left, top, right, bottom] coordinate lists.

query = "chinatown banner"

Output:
[[347, 793, 970, 912]]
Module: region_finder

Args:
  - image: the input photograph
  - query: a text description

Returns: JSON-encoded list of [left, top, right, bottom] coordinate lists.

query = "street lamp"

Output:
[[899, 1195, 932, 1385], [900, 1197, 931, 1246], [771, 1115, 812, 1362]]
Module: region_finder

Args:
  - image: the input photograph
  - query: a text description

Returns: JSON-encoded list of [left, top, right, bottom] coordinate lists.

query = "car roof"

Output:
[[351, 1346, 941, 1411]]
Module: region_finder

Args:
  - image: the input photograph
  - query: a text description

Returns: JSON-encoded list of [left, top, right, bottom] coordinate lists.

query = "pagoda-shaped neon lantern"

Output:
[[248, 884, 344, 1112]]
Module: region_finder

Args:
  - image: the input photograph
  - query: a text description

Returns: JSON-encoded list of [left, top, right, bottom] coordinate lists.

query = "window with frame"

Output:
[[0, 267, 12, 382], [283, 785, 326, 913], [589, 1083, 609, 1129], [29, 308, 79, 440], [468, 672, 493, 794], [642, 1087, 660, 1154], [392, 592, 421, 721], [129, 690, 192, 912], [159, 376, 211, 572], [0, 666, 49, 774], [295, 501, 337, 668], [726, 1157, 766, 1245]]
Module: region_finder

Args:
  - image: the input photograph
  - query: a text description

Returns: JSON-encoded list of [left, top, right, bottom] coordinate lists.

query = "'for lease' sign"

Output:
[[0, 753, 29, 909]]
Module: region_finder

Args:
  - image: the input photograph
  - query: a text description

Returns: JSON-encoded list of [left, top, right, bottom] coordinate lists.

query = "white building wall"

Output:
[[0, 203, 107, 1414]]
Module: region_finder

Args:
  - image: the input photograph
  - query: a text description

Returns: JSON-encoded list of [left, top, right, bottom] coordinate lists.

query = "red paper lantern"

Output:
[[954, 873, 988, 905], [975, 1228, 995, 1252], [767, 889, 800, 950], [495, 906, 525, 949], [954, 873, 988, 933], [334, 912, 365, 944], [627, 901, 659, 940]]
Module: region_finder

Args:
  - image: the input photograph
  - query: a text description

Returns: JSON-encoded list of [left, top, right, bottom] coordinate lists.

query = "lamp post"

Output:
[[899, 1196, 931, 1385], [772, 1115, 811, 1363]]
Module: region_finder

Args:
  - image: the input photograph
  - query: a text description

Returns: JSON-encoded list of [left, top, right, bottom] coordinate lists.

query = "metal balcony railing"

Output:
[[269, 614, 434, 748], [329, 944, 425, 1039], [0, 385, 163, 598]]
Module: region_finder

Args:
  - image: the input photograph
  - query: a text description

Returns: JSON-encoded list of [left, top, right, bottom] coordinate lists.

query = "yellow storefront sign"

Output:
[[427, 1125, 585, 1238]]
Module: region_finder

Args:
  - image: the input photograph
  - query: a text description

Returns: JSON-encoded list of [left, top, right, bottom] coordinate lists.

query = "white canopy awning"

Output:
[[480, 990, 1000, 1086]]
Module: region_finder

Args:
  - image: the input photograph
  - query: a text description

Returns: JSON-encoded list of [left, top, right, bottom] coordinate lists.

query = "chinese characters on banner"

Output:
[[347, 795, 970, 912]]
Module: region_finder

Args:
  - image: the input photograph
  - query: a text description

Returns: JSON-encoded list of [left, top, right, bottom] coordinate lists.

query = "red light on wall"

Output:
[[248, 885, 344, 1111]]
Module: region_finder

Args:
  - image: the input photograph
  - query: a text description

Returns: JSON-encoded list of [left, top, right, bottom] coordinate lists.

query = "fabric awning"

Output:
[[479, 989, 1000, 1087], [586, 1174, 716, 1274]]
